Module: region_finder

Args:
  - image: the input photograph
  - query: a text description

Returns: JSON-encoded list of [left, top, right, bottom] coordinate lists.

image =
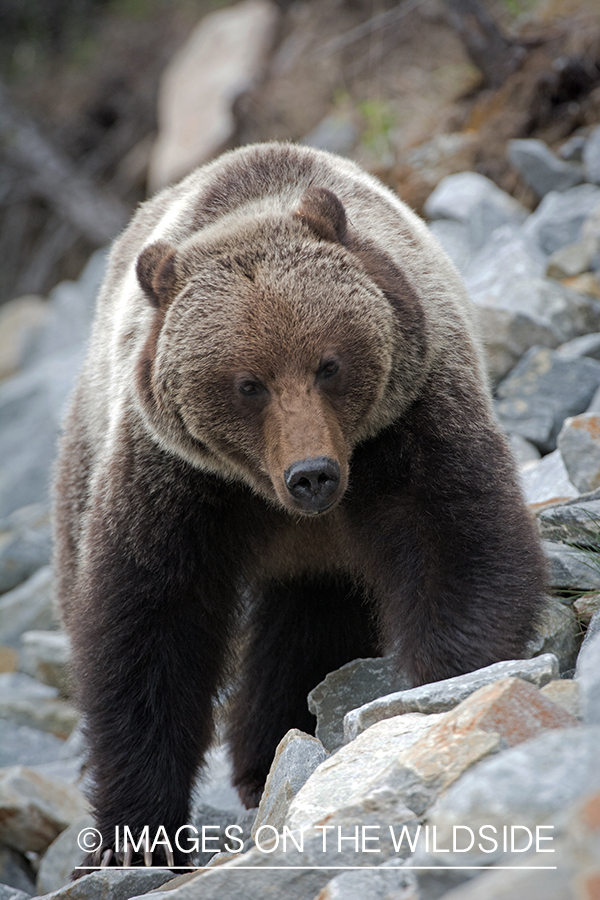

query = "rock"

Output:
[[148, 0, 279, 192], [0, 720, 66, 769], [465, 225, 546, 302], [588, 384, 600, 413], [475, 275, 600, 345], [0, 349, 84, 518], [0, 566, 55, 646], [542, 540, 600, 591], [423, 172, 527, 245], [252, 730, 327, 837], [342, 655, 559, 741], [559, 133, 586, 161], [0, 506, 52, 595], [576, 625, 600, 725], [301, 115, 358, 157], [189, 802, 242, 867], [27, 252, 106, 366], [19, 631, 70, 694], [0, 885, 32, 900], [526, 595, 579, 672], [315, 863, 418, 900], [573, 592, 600, 623], [583, 125, 600, 185], [191, 744, 245, 815], [0, 295, 49, 381], [523, 184, 600, 255], [520, 449, 578, 507], [0, 766, 89, 854], [286, 712, 443, 831], [39, 868, 176, 900], [546, 241, 592, 279], [540, 679, 581, 719], [555, 332, 600, 362], [0, 694, 78, 740], [0, 645, 17, 672], [507, 138, 583, 197], [37, 814, 94, 895], [307, 657, 411, 752], [474, 306, 558, 386], [428, 726, 600, 839], [509, 434, 541, 466], [297, 677, 577, 841], [495, 347, 600, 453], [537, 497, 600, 545], [0, 844, 36, 896], [563, 271, 600, 298], [557, 413, 600, 493], [428, 219, 472, 276]]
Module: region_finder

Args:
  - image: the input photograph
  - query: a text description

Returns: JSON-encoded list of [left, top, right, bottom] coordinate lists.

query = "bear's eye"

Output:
[[238, 379, 266, 397], [317, 359, 339, 380]]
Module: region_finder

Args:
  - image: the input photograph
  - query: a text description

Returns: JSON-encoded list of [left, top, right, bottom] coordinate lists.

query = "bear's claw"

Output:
[[101, 848, 113, 867]]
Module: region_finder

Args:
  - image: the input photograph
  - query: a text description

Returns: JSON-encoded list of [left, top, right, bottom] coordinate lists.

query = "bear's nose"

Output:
[[284, 457, 341, 513]]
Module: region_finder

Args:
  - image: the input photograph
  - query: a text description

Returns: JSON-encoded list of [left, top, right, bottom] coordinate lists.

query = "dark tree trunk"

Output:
[[443, 0, 526, 89]]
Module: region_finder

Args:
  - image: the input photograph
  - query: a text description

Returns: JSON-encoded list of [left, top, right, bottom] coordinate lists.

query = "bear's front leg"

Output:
[[346, 389, 547, 687], [60, 436, 242, 875]]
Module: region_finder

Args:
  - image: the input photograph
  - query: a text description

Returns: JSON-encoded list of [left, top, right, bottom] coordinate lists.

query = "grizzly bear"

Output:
[[53, 142, 546, 870]]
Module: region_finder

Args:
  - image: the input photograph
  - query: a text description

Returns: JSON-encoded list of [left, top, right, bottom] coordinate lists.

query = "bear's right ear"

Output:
[[136, 241, 179, 309], [294, 186, 347, 244]]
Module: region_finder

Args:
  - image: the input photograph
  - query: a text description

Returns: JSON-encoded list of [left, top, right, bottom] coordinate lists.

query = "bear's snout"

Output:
[[284, 457, 341, 513]]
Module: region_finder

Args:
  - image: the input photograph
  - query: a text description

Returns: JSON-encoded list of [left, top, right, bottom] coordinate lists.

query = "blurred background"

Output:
[[0, 0, 599, 306]]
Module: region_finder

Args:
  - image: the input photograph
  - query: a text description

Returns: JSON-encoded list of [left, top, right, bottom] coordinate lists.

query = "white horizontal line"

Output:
[[74, 865, 558, 871]]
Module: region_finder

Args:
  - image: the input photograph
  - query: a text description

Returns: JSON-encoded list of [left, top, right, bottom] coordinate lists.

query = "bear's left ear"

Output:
[[136, 241, 179, 309], [294, 186, 347, 244]]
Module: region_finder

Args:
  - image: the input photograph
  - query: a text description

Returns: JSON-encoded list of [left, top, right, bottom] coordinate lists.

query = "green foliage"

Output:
[[358, 99, 395, 157]]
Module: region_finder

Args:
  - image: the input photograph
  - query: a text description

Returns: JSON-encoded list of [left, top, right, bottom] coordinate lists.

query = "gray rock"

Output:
[[543, 540, 600, 590], [301, 115, 358, 157], [189, 802, 241, 867], [19, 631, 71, 694], [40, 868, 176, 900], [191, 744, 244, 815], [523, 183, 600, 255], [0, 351, 84, 518], [307, 657, 411, 752], [587, 383, 600, 412], [559, 133, 586, 161], [525, 595, 580, 672], [286, 713, 439, 832], [477, 275, 600, 345], [583, 125, 600, 185], [537, 498, 600, 545], [428, 726, 600, 836], [475, 306, 559, 386], [0, 566, 55, 645], [0, 720, 65, 769], [519, 449, 578, 506], [0, 505, 52, 596], [558, 413, 600, 493], [509, 434, 541, 465], [507, 138, 583, 196], [465, 225, 546, 302], [0, 844, 36, 897], [576, 623, 600, 725], [0, 885, 32, 900], [428, 219, 472, 276], [0, 671, 77, 739], [317, 863, 418, 900], [27, 251, 106, 365], [424, 172, 527, 249], [252, 730, 327, 837], [546, 241, 592, 279], [0, 765, 89, 854], [556, 332, 600, 361], [495, 347, 600, 452], [37, 814, 94, 895], [343, 655, 559, 742]]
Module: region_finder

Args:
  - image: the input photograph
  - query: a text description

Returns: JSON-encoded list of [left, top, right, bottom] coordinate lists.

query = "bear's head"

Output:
[[135, 187, 426, 515]]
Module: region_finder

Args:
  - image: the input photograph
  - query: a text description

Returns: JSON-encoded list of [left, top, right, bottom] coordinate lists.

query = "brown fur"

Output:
[[53, 142, 546, 872]]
